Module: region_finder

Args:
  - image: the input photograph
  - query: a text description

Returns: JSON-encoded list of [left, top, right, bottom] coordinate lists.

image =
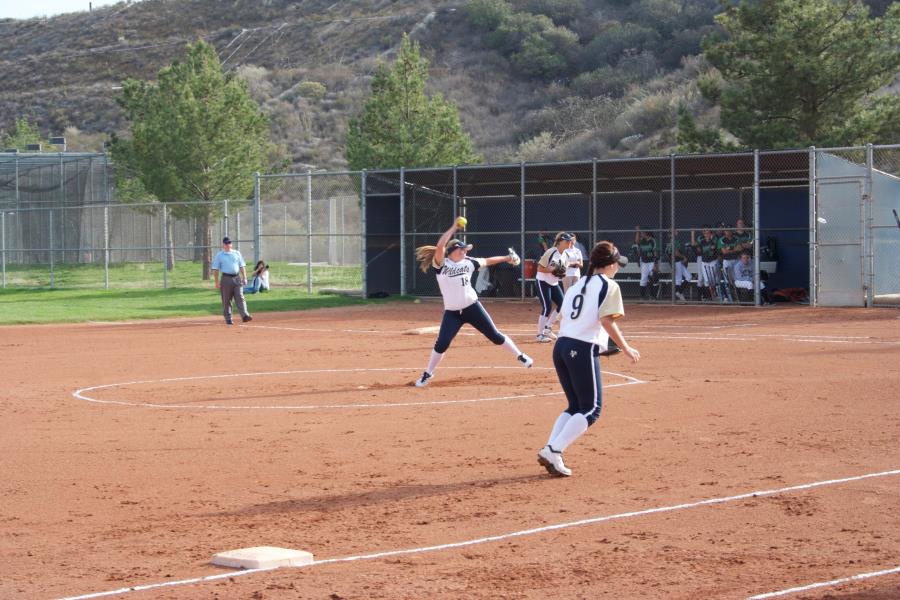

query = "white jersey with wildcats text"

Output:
[[433, 256, 487, 311], [558, 274, 625, 351], [564, 246, 583, 277], [536, 247, 566, 286]]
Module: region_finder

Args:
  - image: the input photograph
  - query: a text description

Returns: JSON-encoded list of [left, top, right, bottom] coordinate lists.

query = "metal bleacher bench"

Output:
[[617, 261, 777, 300], [518, 261, 776, 299]]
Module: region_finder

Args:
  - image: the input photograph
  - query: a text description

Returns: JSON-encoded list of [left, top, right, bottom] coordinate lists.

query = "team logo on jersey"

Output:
[[569, 349, 578, 358], [442, 264, 470, 278]]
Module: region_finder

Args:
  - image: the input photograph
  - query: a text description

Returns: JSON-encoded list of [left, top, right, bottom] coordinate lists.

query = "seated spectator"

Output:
[[691, 227, 719, 301], [244, 260, 270, 294], [733, 252, 770, 303], [718, 226, 742, 273], [734, 218, 752, 255]]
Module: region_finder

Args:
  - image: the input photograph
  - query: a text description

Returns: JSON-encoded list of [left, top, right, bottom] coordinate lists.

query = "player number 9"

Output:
[[570, 294, 584, 319]]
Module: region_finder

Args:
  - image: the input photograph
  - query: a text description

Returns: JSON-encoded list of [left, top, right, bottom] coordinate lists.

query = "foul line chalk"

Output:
[[57, 468, 900, 600], [58, 566, 276, 600], [71, 367, 645, 411], [747, 565, 900, 599], [239, 324, 900, 346]]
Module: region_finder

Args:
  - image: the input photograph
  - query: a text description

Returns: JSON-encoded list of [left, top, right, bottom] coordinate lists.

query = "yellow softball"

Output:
[[456, 216, 467, 229]]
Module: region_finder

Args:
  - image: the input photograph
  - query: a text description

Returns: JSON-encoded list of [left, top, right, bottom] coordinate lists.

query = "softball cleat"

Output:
[[517, 353, 534, 368], [414, 371, 433, 387], [537, 445, 571, 477]]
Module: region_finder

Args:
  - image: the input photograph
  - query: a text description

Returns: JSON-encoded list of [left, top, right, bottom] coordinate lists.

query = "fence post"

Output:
[[399, 167, 406, 296], [865, 143, 874, 307], [753, 150, 761, 306], [253, 172, 261, 265], [591, 158, 597, 249], [361, 170, 367, 299], [48, 209, 54, 288], [520, 161, 526, 301], [307, 170, 313, 294], [223, 199, 229, 239], [669, 153, 676, 303], [161, 204, 168, 289], [808, 146, 817, 306], [1, 211, 5, 288], [60, 153, 65, 260], [103, 205, 109, 289]]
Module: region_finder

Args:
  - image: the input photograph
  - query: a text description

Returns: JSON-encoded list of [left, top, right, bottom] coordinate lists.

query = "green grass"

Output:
[[0, 261, 401, 324], [0, 261, 362, 290], [0, 286, 405, 325]]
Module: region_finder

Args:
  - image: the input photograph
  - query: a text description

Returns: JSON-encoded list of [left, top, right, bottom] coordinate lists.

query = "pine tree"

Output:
[[114, 41, 275, 277], [694, 0, 900, 149], [1, 118, 45, 151], [346, 35, 479, 170]]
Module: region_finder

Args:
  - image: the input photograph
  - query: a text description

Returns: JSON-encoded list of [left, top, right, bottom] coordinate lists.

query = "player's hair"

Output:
[[589, 241, 620, 271], [553, 231, 568, 245], [415, 245, 438, 273], [570, 241, 622, 296]]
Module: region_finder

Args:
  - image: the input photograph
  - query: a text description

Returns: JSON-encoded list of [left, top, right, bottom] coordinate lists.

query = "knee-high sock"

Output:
[[426, 350, 444, 375], [549, 413, 589, 452], [537, 315, 548, 335], [547, 310, 559, 327], [501, 336, 523, 357], [547, 412, 572, 447]]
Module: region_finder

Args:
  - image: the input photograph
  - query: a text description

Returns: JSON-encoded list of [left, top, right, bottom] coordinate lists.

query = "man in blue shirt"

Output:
[[211, 236, 252, 325]]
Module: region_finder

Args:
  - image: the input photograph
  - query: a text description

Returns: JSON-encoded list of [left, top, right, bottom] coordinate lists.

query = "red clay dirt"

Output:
[[0, 301, 898, 599]]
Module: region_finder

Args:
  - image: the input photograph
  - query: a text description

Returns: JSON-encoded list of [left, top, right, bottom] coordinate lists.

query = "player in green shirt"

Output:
[[634, 226, 659, 300]]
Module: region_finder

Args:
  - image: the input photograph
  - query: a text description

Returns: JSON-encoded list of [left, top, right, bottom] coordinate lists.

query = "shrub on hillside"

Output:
[[512, 34, 567, 79], [616, 91, 677, 138], [297, 81, 327, 100], [487, 12, 555, 55], [520, 0, 587, 26], [578, 22, 660, 72], [465, 0, 513, 30], [572, 67, 639, 98], [515, 131, 556, 162]]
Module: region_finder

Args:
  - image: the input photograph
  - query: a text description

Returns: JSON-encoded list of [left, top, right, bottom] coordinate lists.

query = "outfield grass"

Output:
[[0, 261, 401, 324], [0, 261, 362, 290], [0, 286, 404, 325]]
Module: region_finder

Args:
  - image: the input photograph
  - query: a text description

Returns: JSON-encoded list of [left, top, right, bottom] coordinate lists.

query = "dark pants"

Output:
[[434, 301, 505, 353], [537, 280, 564, 317], [220, 274, 250, 322], [552, 337, 603, 426]]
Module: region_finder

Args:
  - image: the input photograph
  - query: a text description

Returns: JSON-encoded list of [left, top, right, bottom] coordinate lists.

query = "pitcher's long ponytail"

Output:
[[416, 245, 438, 273]]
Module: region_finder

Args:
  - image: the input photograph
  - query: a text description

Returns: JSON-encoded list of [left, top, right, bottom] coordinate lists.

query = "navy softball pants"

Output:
[[434, 301, 505, 353], [536, 280, 564, 317], [552, 336, 603, 426]]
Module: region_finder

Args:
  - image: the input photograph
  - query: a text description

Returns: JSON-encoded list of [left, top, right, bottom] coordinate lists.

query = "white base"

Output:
[[402, 326, 440, 335], [212, 546, 314, 569]]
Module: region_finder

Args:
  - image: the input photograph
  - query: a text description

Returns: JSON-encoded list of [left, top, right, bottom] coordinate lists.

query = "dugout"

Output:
[[362, 148, 900, 306]]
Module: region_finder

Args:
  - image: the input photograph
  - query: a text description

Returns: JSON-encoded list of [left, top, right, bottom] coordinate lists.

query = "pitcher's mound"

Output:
[[403, 326, 441, 335]]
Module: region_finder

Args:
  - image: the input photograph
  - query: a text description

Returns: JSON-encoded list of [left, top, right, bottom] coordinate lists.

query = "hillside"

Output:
[[0, 0, 891, 171]]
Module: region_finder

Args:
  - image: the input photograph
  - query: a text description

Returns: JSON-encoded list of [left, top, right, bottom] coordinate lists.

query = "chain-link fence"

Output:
[[0, 199, 250, 288], [387, 153, 811, 305], [257, 171, 363, 294], [870, 145, 900, 306], [2, 147, 898, 305]]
